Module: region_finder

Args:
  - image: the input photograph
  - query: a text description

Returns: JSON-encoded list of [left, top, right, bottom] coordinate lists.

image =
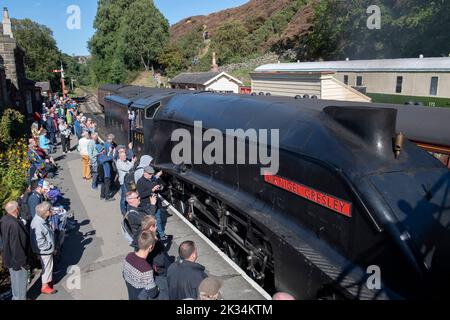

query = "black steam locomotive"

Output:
[[99, 85, 450, 300]]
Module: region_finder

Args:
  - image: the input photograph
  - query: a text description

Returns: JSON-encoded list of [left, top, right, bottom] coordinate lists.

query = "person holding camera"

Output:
[[136, 166, 167, 241]]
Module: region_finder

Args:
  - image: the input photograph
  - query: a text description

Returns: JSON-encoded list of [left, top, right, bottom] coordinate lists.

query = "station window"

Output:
[[396, 76, 403, 93], [430, 77, 439, 96], [343, 75, 349, 85], [145, 102, 161, 119], [356, 76, 363, 86]]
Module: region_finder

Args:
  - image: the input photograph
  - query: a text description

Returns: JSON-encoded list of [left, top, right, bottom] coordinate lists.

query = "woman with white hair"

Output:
[[77, 132, 92, 180], [30, 201, 57, 295]]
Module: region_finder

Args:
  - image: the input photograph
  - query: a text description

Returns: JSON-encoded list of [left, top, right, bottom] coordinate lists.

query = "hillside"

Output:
[[170, 0, 314, 52], [167, 0, 450, 71]]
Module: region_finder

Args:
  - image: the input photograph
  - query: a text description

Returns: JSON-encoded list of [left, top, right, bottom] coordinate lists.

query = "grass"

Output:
[[368, 93, 450, 108], [230, 67, 253, 87]]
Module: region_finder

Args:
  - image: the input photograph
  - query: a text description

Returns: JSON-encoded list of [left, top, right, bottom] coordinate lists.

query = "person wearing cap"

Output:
[[198, 277, 223, 300], [136, 166, 166, 241], [27, 180, 45, 219]]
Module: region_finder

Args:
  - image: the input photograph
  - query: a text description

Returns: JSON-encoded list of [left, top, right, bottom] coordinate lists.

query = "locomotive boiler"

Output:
[[100, 86, 450, 300]]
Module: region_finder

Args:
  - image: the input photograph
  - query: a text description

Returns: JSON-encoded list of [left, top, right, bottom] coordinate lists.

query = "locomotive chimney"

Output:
[[324, 106, 398, 158], [211, 52, 219, 72]]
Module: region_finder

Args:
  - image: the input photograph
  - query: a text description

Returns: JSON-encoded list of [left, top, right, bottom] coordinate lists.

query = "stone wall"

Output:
[[218, 53, 280, 74]]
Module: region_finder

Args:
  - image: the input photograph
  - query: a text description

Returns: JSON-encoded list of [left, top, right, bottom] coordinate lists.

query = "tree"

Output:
[[158, 43, 186, 78], [297, 0, 450, 61], [210, 21, 251, 65], [11, 18, 61, 89], [88, 0, 132, 83], [124, 0, 169, 71]]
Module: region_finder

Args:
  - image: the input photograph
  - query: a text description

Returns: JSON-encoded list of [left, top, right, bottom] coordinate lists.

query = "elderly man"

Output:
[[116, 150, 137, 215], [0, 201, 31, 300], [167, 241, 208, 300], [125, 191, 157, 249], [30, 202, 57, 295], [78, 132, 92, 180]]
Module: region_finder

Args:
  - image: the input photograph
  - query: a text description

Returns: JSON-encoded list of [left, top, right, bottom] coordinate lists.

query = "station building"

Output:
[[169, 71, 243, 94], [252, 57, 450, 107], [0, 7, 43, 116]]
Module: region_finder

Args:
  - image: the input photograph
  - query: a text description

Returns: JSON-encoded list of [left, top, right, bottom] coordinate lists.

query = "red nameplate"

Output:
[[264, 174, 352, 218]]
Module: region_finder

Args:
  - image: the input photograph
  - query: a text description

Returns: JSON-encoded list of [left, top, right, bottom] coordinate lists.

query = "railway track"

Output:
[[78, 89, 108, 137]]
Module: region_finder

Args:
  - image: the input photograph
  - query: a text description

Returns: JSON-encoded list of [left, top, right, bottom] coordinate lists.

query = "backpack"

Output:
[[123, 165, 138, 191], [121, 211, 135, 246]]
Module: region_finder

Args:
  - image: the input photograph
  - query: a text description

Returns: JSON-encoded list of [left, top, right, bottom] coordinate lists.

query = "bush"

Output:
[[0, 140, 29, 208], [0, 109, 28, 292], [0, 109, 28, 209]]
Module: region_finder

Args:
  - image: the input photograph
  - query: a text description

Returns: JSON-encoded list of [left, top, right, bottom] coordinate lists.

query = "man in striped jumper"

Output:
[[123, 231, 159, 300]]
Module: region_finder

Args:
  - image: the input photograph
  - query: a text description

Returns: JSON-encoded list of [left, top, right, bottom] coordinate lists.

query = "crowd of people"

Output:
[[1, 94, 80, 299], [1, 93, 293, 301]]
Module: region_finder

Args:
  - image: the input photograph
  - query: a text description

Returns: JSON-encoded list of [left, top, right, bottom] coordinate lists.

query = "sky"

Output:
[[2, 0, 248, 56]]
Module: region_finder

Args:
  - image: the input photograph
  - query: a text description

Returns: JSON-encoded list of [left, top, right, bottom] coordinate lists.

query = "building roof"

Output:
[[170, 72, 222, 85], [255, 57, 450, 73], [36, 81, 51, 91], [169, 71, 243, 86]]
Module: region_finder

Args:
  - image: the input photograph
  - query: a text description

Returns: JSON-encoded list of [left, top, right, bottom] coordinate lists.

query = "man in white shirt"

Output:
[[116, 150, 137, 215], [77, 132, 92, 180]]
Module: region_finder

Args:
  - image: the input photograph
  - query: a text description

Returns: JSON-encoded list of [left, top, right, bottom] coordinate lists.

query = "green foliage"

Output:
[[0, 110, 28, 208], [298, 0, 450, 60], [0, 109, 25, 150], [158, 43, 187, 78], [211, 21, 251, 65], [124, 0, 169, 71], [11, 18, 61, 89], [246, 0, 306, 51], [89, 0, 169, 83], [158, 29, 206, 77]]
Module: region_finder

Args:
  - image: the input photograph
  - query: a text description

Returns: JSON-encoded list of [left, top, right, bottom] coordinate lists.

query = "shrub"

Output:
[[0, 109, 28, 209]]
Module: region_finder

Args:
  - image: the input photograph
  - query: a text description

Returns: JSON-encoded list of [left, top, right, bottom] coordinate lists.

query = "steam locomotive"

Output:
[[99, 85, 450, 300]]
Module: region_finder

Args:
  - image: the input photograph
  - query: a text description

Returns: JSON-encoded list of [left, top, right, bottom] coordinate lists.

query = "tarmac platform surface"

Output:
[[28, 96, 270, 300]]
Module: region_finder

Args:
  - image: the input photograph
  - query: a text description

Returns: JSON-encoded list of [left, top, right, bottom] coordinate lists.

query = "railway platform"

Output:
[[26, 99, 270, 300]]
